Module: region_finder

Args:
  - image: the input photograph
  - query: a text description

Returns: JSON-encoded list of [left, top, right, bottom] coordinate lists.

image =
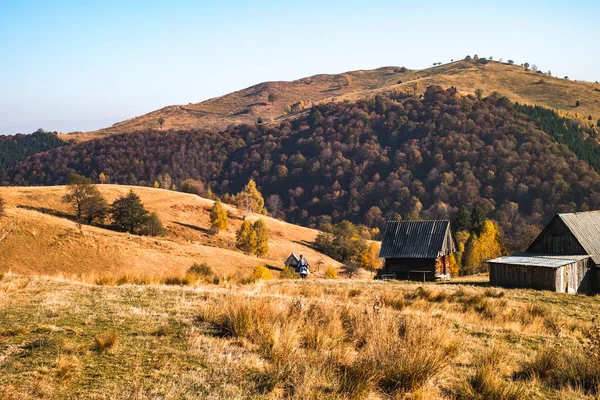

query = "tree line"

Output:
[[4, 87, 600, 251]]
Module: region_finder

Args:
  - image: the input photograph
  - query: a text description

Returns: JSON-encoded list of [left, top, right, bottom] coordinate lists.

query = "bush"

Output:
[[180, 179, 206, 196], [188, 262, 213, 277], [279, 266, 298, 279], [0, 195, 4, 217], [325, 266, 338, 279], [140, 212, 166, 236], [249, 265, 273, 282], [94, 332, 118, 352]]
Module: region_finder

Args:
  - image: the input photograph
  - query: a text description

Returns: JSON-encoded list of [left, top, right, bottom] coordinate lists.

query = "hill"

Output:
[[1, 274, 598, 399], [62, 60, 600, 141], [0, 185, 342, 280], [6, 87, 600, 251]]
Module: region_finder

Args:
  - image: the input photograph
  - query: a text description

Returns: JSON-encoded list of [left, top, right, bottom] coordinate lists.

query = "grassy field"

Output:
[[1, 274, 599, 399], [0, 185, 343, 281], [62, 61, 600, 141]]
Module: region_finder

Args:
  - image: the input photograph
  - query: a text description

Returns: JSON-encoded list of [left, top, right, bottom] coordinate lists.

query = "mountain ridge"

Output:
[[60, 60, 600, 142]]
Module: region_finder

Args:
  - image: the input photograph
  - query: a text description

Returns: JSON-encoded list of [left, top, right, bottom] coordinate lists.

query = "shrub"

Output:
[[55, 354, 82, 382], [163, 276, 190, 286], [210, 199, 228, 233], [140, 212, 166, 236], [0, 195, 5, 217], [94, 332, 118, 352], [279, 266, 298, 279], [325, 266, 338, 279], [180, 179, 206, 196], [188, 262, 213, 277], [249, 265, 273, 282]]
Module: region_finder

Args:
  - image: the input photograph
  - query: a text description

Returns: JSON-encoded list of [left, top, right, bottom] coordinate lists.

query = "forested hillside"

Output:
[[5, 86, 600, 250], [0, 130, 65, 170]]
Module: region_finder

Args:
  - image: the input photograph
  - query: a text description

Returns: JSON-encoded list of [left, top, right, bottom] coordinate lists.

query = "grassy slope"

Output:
[[0, 275, 597, 399], [61, 61, 600, 142], [0, 185, 342, 280]]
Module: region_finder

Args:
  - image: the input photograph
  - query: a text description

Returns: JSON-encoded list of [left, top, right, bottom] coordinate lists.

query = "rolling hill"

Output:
[[0, 185, 342, 280], [61, 60, 600, 141]]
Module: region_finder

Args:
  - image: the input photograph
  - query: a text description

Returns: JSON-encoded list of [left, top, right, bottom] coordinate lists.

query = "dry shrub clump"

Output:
[[454, 345, 527, 399], [279, 266, 298, 279], [245, 265, 273, 283], [55, 354, 82, 383], [324, 266, 337, 279], [198, 294, 458, 397], [93, 331, 118, 352]]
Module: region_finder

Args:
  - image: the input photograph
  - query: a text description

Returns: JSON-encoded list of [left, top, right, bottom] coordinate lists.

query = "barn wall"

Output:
[[488, 263, 562, 292], [384, 258, 438, 281], [527, 217, 588, 255]]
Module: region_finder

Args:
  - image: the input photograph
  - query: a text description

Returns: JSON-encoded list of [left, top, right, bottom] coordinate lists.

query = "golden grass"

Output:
[[63, 61, 600, 142], [0, 185, 345, 281], [1, 274, 599, 398]]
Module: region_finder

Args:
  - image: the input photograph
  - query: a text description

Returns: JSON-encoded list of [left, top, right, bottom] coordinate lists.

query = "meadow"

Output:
[[1, 273, 599, 399]]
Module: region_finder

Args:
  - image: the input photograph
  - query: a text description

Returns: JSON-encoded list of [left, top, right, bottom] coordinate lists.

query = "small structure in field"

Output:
[[284, 253, 300, 271], [486, 211, 600, 294], [379, 220, 456, 281]]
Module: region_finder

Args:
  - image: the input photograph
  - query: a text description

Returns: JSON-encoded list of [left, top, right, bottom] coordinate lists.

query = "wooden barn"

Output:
[[379, 220, 457, 281], [486, 211, 600, 294]]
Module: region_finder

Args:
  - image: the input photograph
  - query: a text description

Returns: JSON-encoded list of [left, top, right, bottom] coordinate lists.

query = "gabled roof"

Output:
[[550, 212, 600, 264], [379, 220, 456, 259], [284, 253, 300, 266]]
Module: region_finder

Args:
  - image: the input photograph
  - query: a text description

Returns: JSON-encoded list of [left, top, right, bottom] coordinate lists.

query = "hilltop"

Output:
[[0, 185, 342, 280], [62, 60, 600, 141]]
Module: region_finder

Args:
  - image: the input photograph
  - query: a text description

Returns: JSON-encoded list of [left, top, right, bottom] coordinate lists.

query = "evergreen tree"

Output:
[[471, 205, 487, 234], [210, 199, 228, 233], [62, 173, 109, 225], [253, 219, 269, 257], [236, 220, 257, 254], [455, 206, 472, 232], [111, 190, 149, 234]]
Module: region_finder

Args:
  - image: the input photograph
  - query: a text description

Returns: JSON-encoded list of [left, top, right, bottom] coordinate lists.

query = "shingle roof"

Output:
[[379, 220, 456, 259], [557, 211, 600, 264]]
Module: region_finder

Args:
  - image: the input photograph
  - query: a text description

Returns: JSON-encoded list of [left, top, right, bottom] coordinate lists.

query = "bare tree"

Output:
[[266, 194, 283, 218]]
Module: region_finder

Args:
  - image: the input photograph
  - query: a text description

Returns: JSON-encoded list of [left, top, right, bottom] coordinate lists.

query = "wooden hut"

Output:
[[485, 211, 600, 294], [284, 253, 300, 271], [379, 220, 457, 281]]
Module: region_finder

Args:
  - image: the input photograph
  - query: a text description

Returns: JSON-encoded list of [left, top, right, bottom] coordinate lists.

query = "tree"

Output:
[[597, 119, 600, 128], [238, 179, 264, 215], [454, 206, 472, 232], [111, 190, 149, 234], [507, 59, 514, 65], [266, 194, 283, 218], [181, 179, 206, 196], [236, 220, 257, 254], [267, 93, 276, 104], [157, 173, 172, 189], [0, 195, 5, 217], [575, 100, 581, 107], [253, 219, 269, 257], [99, 172, 108, 184], [140, 212, 166, 236], [547, 70, 552, 77], [360, 242, 381, 274], [475, 88, 484, 100], [158, 117, 165, 130], [471, 204, 487, 234], [532, 64, 538, 72], [523, 62, 530, 70], [62, 174, 109, 225], [564, 76, 569, 80], [210, 199, 228, 233], [315, 221, 367, 263]]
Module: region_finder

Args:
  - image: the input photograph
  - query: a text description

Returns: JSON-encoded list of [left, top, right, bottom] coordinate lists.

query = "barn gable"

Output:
[[527, 212, 600, 264], [379, 220, 456, 259]]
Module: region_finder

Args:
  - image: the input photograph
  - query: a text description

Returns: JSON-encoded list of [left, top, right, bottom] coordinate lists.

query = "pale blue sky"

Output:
[[1, 0, 598, 134]]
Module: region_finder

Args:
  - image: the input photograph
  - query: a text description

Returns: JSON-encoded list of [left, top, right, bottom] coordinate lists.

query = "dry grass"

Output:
[[1, 275, 599, 399], [0, 185, 346, 281], [64, 61, 600, 142]]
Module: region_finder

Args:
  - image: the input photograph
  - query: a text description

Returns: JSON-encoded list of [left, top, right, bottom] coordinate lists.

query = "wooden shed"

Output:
[[486, 254, 591, 294], [284, 253, 299, 270], [378, 220, 457, 281], [485, 211, 600, 294]]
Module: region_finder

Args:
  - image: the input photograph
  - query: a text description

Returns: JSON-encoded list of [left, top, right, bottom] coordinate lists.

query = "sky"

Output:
[[1, 0, 599, 134]]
